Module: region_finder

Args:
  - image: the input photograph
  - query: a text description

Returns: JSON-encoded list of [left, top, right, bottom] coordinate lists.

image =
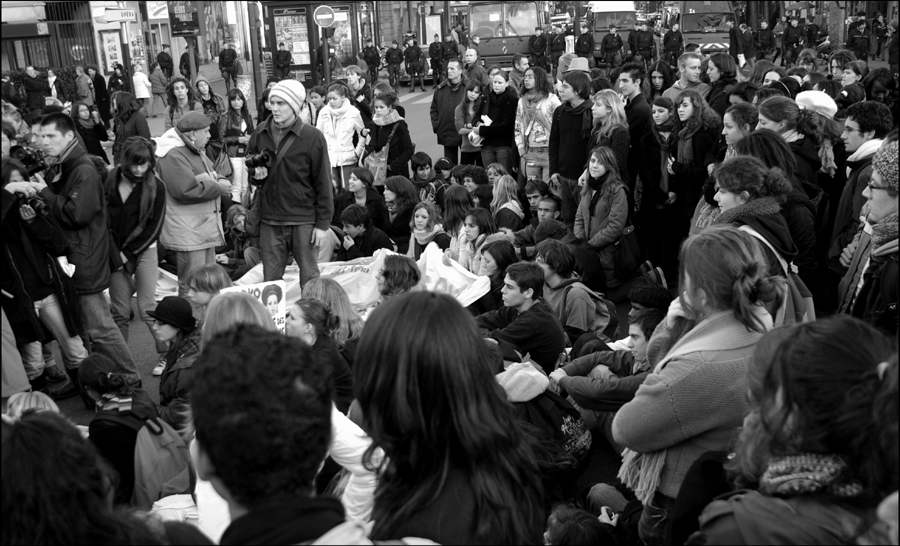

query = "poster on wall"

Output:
[[168, 0, 200, 37], [273, 7, 311, 65], [220, 281, 287, 334], [100, 31, 123, 74]]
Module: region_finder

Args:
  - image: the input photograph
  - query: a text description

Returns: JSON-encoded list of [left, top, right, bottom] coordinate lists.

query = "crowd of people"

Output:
[[1, 12, 899, 546]]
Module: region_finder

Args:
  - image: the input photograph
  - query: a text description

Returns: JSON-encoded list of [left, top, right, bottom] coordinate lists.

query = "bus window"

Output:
[[505, 3, 538, 37], [592, 11, 636, 31], [682, 13, 729, 33], [471, 4, 502, 39]]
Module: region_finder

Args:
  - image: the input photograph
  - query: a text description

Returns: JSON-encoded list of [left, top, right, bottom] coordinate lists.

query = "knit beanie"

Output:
[[872, 139, 898, 192], [270, 79, 307, 115]]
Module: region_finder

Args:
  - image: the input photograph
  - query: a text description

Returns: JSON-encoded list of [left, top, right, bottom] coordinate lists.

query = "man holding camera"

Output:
[[155, 112, 230, 300], [245, 80, 333, 286], [28, 113, 141, 385]]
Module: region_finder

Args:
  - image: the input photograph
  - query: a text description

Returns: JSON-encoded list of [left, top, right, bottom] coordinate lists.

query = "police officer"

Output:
[[529, 26, 548, 70], [575, 22, 595, 67], [404, 37, 425, 92], [782, 17, 804, 67], [429, 34, 443, 89], [634, 21, 656, 68], [362, 37, 381, 84], [663, 23, 683, 67], [601, 25, 624, 70], [550, 26, 567, 74], [385, 40, 404, 89]]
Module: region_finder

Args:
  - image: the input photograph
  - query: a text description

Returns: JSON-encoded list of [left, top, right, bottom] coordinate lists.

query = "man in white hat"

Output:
[[246, 79, 334, 286]]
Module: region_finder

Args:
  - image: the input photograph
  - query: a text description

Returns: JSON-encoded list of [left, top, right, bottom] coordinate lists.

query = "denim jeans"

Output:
[[18, 294, 90, 379], [260, 222, 319, 286], [79, 292, 141, 383], [460, 151, 483, 167], [109, 245, 167, 354], [481, 146, 513, 174], [176, 248, 216, 299], [522, 147, 550, 182]]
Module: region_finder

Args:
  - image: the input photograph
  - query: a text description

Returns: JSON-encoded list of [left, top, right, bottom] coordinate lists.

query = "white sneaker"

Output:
[[152, 357, 166, 376]]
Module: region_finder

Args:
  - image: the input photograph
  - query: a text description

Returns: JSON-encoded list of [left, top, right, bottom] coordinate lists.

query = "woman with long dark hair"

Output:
[[647, 61, 675, 103], [455, 79, 486, 166], [111, 92, 150, 165], [705, 53, 739, 118], [332, 167, 389, 231], [219, 88, 255, 204], [442, 185, 475, 262], [71, 101, 109, 163], [471, 70, 518, 173], [692, 317, 897, 544], [469, 238, 519, 313], [363, 91, 413, 179], [515, 66, 560, 182], [355, 291, 547, 544], [382, 176, 418, 255]]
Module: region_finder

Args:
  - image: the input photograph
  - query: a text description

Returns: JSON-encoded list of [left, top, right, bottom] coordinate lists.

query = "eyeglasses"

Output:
[[867, 181, 892, 191]]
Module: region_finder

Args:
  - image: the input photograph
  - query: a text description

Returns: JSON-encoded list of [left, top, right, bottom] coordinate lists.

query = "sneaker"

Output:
[[43, 365, 68, 383], [47, 378, 79, 400], [152, 356, 166, 376]]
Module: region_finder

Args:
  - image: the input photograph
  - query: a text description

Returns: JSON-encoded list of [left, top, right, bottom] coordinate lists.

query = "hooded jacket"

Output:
[[155, 127, 225, 252], [662, 79, 711, 102], [719, 201, 799, 277], [789, 137, 822, 187], [430, 76, 467, 147], [39, 142, 112, 295]]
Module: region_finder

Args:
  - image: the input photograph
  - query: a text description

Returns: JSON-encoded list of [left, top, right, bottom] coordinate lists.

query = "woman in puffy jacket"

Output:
[[362, 91, 413, 179], [514, 66, 560, 182], [317, 82, 366, 192], [574, 147, 628, 292], [470, 71, 518, 174]]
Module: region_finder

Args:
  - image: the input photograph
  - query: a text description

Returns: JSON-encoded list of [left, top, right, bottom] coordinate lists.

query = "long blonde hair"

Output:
[[202, 292, 276, 347], [490, 175, 521, 214], [592, 89, 629, 140]]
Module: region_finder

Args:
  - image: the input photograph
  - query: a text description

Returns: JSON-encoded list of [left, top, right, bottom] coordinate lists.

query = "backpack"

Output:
[[94, 412, 196, 510], [561, 282, 620, 342]]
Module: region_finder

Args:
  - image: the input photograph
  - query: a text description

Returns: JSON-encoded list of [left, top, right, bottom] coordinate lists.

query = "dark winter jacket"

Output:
[[385, 47, 404, 65], [157, 50, 174, 70], [365, 119, 414, 178], [706, 77, 737, 118], [726, 207, 799, 278], [549, 100, 592, 179], [430, 77, 467, 147], [274, 49, 292, 69], [107, 72, 130, 94], [781, 183, 819, 289], [105, 167, 167, 266], [246, 115, 334, 230], [829, 155, 875, 271], [601, 33, 624, 52], [220, 110, 255, 158], [476, 86, 518, 148], [441, 40, 459, 62], [1, 188, 82, 345], [312, 335, 354, 414], [560, 349, 648, 412], [664, 30, 683, 51], [335, 224, 394, 260], [634, 29, 655, 52], [404, 44, 424, 65], [384, 207, 413, 255], [158, 326, 202, 427], [589, 125, 631, 184], [475, 299, 566, 374], [849, 29, 871, 55], [39, 143, 112, 295], [218, 47, 237, 71], [551, 33, 567, 54], [789, 137, 821, 187], [220, 497, 347, 545], [333, 188, 389, 231], [428, 42, 442, 62], [671, 126, 718, 219], [75, 120, 110, 164], [624, 93, 652, 185], [112, 111, 151, 165], [22, 75, 47, 109], [757, 28, 776, 51], [742, 29, 757, 59], [47, 77, 69, 103], [529, 34, 548, 58], [782, 24, 805, 49], [851, 238, 898, 339], [575, 32, 594, 56]]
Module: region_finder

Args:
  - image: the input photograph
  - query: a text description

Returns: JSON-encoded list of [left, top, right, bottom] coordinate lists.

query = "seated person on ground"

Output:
[[336, 204, 394, 260]]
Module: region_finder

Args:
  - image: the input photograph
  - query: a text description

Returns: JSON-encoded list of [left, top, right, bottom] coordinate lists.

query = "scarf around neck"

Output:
[[373, 109, 404, 126], [327, 99, 353, 119], [77, 115, 95, 130], [115, 166, 158, 250], [410, 224, 446, 249], [563, 99, 593, 140], [715, 195, 782, 226], [872, 212, 899, 250], [759, 454, 864, 499], [780, 129, 802, 144]]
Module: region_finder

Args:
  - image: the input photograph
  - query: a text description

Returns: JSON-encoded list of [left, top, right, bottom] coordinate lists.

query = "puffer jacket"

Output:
[[514, 92, 562, 153], [38, 143, 111, 295], [149, 69, 168, 95], [154, 128, 225, 251], [574, 175, 629, 286], [316, 103, 365, 167]]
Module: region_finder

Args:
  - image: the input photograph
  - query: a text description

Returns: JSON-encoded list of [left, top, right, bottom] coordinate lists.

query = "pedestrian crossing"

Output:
[[397, 90, 436, 105]]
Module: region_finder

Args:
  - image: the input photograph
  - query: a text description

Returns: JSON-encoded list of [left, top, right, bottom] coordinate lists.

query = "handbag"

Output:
[[363, 123, 399, 186], [613, 207, 641, 279], [211, 142, 233, 181]]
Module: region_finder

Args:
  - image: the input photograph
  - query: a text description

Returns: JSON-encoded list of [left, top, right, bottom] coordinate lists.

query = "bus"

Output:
[[671, 1, 736, 55], [587, 1, 638, 61], [468, 1, 548, 69]]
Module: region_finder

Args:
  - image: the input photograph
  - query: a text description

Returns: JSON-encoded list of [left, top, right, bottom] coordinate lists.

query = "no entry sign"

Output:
[[314, 5, 335, 28]]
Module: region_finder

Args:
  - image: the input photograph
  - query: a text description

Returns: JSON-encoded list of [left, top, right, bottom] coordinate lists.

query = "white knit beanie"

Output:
[[269, 79, 307, 115]]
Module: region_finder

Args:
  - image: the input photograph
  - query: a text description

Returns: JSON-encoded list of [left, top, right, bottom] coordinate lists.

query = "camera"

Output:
[[22, 195, 49, 216], [245, 149, 274, 169], [9, 145, 48, 177]]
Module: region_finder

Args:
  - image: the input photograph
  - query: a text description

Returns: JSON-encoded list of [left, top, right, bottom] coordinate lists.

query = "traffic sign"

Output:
[[314, 5, 335, 28], [105, 9, 137, 22]]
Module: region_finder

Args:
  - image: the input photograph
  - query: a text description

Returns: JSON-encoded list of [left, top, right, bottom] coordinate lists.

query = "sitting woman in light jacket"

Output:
[[317, 82, 366, 192]]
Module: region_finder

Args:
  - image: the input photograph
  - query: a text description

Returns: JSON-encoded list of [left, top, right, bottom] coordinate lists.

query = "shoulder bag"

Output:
[[364, 123, 399, 186]]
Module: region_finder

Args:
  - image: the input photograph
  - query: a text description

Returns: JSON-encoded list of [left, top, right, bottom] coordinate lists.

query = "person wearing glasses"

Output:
[[837, 135, 898, 338], [829, 101, 895, 276]]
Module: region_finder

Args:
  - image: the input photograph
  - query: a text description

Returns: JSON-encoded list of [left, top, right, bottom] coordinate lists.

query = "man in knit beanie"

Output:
[[246, 78, 334, 285], [840, 137, 898, 337]]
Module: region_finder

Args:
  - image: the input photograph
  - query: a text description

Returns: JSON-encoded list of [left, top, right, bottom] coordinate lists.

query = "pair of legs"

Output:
[[175, 247, 216, 318], [407, 65, 425, 90], [222, 68, 238, 91], [150, 92, 167, 117], [388, 64, 402, 89], [460, 151, 483, 167], [18, 294, 89, 380], [522, 147, 550, 182], [442, 145, 459, 166], [260, 223, 320, 286], [480, 146, 513, 174], [78, 292, 141, 385], [109, 245, 168, 354]]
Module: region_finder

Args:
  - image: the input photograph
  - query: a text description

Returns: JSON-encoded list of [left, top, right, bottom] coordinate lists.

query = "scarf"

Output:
[[77, 115, 95, 130], [676, 122, 699, 166], [654, 124, 675, 193], [563, 99, 593, 140], [520, 90, 546, 132], [116, 166, 158, 250], [780, 129, 802, 144], [759, 454, 864, 499], [715, 195, 782, 226], [819, 138, 837, 176], [499, 200, 525, 220], [44, 138, 79, 184], [846, 138, 884, 165], [408, 225, 446, 258], [326, 99, 353, 120], [97, 392, 133, 413], [373, 109, 404, 127], [872, 212, 899, 250]]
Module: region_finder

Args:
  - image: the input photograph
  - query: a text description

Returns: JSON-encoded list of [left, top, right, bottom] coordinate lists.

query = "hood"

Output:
[[194, 75, 224, 103], [500, 200, 525, 220], [713, 491, 866, 545], [496, 361, 549, 402], [739, 212, 799, 264], [873, 238, 899, 258], [154, 127, 188, 158], [790, 137, 822, 172]]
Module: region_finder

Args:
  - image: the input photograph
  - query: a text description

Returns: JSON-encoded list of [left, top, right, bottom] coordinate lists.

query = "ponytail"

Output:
[[795, 107, 824, 145], [714, 156, 791, 201], [760, 167, 793, 198], [730, 261, 784, 333]]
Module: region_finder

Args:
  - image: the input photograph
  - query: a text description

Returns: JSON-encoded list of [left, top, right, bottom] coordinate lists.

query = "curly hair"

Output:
[[379, 255, 421, 298], [165, 76, 198, 117], [673, 89, 721, 136], [845, 100, 894, 138], [713, 155, 793, 201], [383, 176, 418, 216], [191, 325, 332, 507]]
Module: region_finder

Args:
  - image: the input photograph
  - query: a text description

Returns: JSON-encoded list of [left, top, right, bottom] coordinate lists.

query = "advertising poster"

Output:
[[101, 31, 123, 74], [220, 280, 287, 334]]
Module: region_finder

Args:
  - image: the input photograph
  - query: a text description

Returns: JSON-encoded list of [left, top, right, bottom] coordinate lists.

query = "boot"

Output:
[[43, 364, 68, 383], [46, 372, 78, 400], [29, 373, 48, 394]]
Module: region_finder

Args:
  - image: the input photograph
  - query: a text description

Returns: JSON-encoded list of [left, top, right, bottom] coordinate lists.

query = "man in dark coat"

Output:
[[529, 27, 548, 70], [601, 26, 625, 70], [21, 66, 47, 120], [782, 18, 805, 67], [633, 21, 656, 68], [441, 32, 460, 74], [428, 34, 443, 89], [362, 37, 381, 84], [848, 21, 871, 62], [218, 41, 238, 92], [157, 44, 174, 79], [550, 26, 567, 75], [180, 44, 200, 79], [756, 20, 776, 61], [274, 42, 293, 80], [404, 37, 425, 92], [664, 23, 684, 66], [384, 40, 404, 90], [741, 24, 756, 67], [429, 59, 466, 165], [575, 22, 595, 67], [726, 18, 743, 65]]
